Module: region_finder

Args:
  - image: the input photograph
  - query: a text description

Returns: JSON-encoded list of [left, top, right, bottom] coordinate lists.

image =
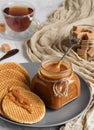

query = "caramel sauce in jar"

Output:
[[31, 59, 80, 109]]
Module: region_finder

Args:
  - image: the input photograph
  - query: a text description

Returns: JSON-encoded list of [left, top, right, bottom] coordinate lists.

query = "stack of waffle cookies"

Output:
[[0, 62, 45, 124]]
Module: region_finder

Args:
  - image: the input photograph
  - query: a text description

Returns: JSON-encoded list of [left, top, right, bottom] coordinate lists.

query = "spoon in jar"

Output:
[[50, 38, 81, 73], [58, 38, 81, 62]]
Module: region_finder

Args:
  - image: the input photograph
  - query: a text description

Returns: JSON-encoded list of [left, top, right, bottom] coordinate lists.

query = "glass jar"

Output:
[[70, 24, 94, 61], [31, 58, 80, 109]]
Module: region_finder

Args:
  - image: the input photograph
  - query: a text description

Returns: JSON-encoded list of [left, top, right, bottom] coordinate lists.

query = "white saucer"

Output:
[[0, 26, 35, 41]]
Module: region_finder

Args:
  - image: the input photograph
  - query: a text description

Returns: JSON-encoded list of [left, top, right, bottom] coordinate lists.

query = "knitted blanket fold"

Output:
[[25, 0, 94, 129]]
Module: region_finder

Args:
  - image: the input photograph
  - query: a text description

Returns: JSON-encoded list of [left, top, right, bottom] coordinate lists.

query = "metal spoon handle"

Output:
[[60, 44, 75, 61], [0, 49, 19, 61], [60, 39, 81, 61]]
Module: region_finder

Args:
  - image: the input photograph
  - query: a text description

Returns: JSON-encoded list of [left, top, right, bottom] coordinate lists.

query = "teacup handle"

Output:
[[28, 16, 40, 31]]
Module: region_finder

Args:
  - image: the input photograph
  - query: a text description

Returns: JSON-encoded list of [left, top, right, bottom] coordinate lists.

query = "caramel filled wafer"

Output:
[[0, 69, 29, 86], [2, 88, 46, 124], [0, 86, 27, 115], [0, 79, 29, 115], [0, 62, 30, 82]]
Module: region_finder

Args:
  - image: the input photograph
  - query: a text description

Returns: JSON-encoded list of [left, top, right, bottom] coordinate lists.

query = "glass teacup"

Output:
[[1, 1, 38, 40]]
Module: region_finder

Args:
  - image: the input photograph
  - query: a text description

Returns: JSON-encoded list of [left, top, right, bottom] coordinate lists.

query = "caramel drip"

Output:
[[8, 89, 32, 114]]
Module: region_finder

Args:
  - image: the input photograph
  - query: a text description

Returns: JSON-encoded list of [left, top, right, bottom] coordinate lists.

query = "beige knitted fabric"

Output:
[[25, 0, 94, 129]]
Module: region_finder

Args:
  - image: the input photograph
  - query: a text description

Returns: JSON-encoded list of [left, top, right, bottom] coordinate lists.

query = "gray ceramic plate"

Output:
[[0, 62, 92, 127]]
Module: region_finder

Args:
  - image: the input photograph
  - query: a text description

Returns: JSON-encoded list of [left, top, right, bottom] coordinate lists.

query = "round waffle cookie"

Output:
[[0, 79, 30, 115], [0, 85, 28, 115], [2, 88, 46, 124], [0, 79, 29, 91], [0, 62, 30, 82], [0, 69, 29, 86]]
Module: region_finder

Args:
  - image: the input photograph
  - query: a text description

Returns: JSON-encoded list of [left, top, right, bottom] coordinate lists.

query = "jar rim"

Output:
[[40, 58, 72, 76]]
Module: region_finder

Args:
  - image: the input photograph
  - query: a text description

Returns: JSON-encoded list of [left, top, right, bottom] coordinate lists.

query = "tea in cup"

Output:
[[1, 1, 38, 40]]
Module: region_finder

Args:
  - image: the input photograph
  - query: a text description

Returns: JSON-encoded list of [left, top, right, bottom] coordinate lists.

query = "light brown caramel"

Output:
[[73, 25, 92, 33], [87, 47, 94, 57], [72, 25, 94, 59], [31, 61, 80, 109], [40, 62, 71, 80], [43, 62, 68, 72], [8, 89, 32, 113], [0, 23, 6, 32], [1, 43, 11, 53], [77, 48, 87, 60]]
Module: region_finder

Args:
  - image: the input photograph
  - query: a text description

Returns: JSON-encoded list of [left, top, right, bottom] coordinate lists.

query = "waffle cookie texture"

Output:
[[0, 86, 27, 115], [2, 88, 46, 124], [0, 69, 29, 85], [0, 79, 29, 91], [0, 62, 46, 124], [0, 62, 30, 82]]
